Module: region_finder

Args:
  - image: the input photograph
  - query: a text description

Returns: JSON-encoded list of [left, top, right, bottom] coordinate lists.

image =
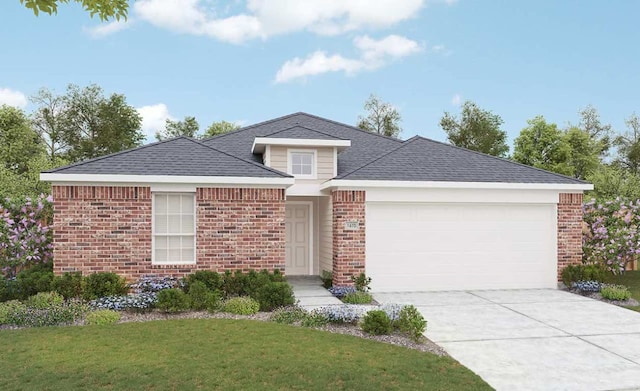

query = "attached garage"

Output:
[[366, 201, 557, 292]]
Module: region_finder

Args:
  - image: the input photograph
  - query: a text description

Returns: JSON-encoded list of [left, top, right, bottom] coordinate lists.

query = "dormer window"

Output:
[[289, 150, 316, 178]]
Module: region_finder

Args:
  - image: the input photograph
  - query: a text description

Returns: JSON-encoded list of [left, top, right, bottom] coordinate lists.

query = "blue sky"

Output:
[[1, 0, 639, 148]]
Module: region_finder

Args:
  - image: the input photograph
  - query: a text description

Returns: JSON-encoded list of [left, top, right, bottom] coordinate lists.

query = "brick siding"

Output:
[[557, 192, 583, 281], [331, 190, 366, 286], [52, 186, 285, 281]]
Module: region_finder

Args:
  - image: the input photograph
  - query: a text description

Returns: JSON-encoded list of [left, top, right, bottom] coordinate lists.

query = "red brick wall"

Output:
[[557, 192, 583, 281], [52, 186, 286, 281], [332, 190, 366, 286]]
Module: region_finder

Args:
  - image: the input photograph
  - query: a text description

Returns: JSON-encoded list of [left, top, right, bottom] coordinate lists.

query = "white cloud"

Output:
[[84, 19, 132, 38], [137, 103, 174, 142], [451, 93, 461, 106], [0, 88, 27, 108], [131, 0, 425, 43], [275, 35, 422, 83]]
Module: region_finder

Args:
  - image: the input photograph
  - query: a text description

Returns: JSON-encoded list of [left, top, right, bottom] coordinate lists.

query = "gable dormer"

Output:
[[251, 126, 351, 183]]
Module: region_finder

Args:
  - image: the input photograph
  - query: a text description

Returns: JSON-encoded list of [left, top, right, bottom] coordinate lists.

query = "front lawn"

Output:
[[606, 270, 640, 312], [0, 319, 490, 391]]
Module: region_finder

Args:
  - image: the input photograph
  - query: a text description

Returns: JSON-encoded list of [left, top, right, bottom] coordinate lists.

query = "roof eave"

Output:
[[40, 173, 295, 188], [251, 137, 351, 153], [320, 179, 593, 192]]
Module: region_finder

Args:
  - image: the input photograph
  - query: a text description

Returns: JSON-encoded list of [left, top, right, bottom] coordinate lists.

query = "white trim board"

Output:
[[252, 137, 351, 153], [321, 179, 593, 192], [41, 173, 294, 187]]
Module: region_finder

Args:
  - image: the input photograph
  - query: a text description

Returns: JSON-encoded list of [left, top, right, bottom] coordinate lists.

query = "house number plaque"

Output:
[[343, 220, 359, 231]]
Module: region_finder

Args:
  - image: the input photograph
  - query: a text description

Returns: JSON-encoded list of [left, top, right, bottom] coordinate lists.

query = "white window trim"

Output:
[[152, 192, 197, 265], [288, 149, 317, 179]]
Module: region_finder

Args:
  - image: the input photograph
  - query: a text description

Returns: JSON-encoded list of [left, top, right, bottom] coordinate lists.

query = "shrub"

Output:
[[51, 272, 85, 299], [0, 278, 19, 302], [316, 304, 403, 324], [0, 300, 26, 324], [90, 293, 157, 312], [561, 264, 607, 287], [183, 271, 222, 293], [187, 281, 221, 311], [26, 291, 64, 309], [571, 280, 602, 293], [83, 272, 129, 300], [223, 296, 260, 315], [583, 199, 640, 274], [301, 311, 329, 328], [351, 273, 372, 292], [14, 262, 54, 299], [395, 305, 427, 342], [0, 195, 53, 279], [4, 300, 88, 327], [361, 310, 392, 335], [328, 286, 357, 299], [600, 284, 632, 301], [342, 291, 373, 304], [85, 310, 121, 325], [270, 306, 308, 324], [254, 282, 295, 311], [320, 270, 333, 289], [131, 276, 181, 293], [221, 269, 286, 298], [156, 289, 190, 313]]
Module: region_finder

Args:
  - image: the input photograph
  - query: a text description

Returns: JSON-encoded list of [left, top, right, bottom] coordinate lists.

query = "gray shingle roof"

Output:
[[265, 125, 347, 140], [203, 112, 402, 174], [45, 136, 291, 178], [337, 136, 587, 184]]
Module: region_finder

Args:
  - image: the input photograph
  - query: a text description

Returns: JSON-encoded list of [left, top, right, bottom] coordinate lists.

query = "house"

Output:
[[40, 113, 592, 291]]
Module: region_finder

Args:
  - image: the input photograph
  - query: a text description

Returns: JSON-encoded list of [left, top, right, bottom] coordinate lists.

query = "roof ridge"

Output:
[[186, 137, 292, 178], [411, 136, 588, 184], [337, 136, 420, 179], [266, 124, 348, 140], [296, 112, 404, 143], [45, 136, 186, 173], [200, 112, 305, 142]]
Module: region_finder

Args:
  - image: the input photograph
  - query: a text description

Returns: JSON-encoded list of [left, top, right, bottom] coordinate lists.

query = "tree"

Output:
[[61, 84, 143, 162], [203, 120, 241, 138], [19, 0, 129, 21], [0, 105, 43, 174], [614, 113, 640, 174], [513, 116, 573, 176], [156, 116, 200, 141], [577, 105, 611, 158], [357, 94, 402, 138], [586, 164, 640, 202], [439, 100, 509, 157], [564, 126, 601, 180], [31, 88, 68, 161]]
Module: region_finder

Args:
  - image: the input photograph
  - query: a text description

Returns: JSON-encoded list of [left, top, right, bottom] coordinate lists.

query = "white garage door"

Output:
[[366, 203, 557, 292]]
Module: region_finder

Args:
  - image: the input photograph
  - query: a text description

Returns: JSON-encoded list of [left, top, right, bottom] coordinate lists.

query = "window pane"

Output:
[[168, 214, 182, 233], [155, 236, 167, 249], [155, 214, 168, 234], [155, 248, 167, 263], [181, 215, 194, 234], [301, 153, 313, 165], [168, 236, 181, 248], [301, 165, 312, 175], [182, 248, 194, 263], [155, 195, 167, 213], [168, 249, 181, 263], [292, 154, 301, 165], [181, 235, 194, 249], [182, 195, 194, 211], [167, 195, 181, 213]]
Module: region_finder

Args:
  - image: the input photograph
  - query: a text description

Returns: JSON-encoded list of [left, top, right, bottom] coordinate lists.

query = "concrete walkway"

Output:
[[374, 289, 640, 391], [288, 276, 342, 309]]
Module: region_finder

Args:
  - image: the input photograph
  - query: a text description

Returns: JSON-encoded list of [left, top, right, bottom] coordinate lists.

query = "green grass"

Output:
[[606, 270, 640, 312], [0, 319, 491, 391]]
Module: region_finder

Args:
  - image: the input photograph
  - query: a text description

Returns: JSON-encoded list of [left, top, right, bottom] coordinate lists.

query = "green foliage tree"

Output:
[[156, 116, 200, 141], [357, 94, 402, 138], [564, 126, 601, 179], [203, 120, 241, 138], [440, 100, 509, 157], [585, 164, 640, 202], [19, 0, 129, 21], [61, 84, 143, 162], [577, 105, 612, 158], [512, 116, 573, 176], [614, 113, 640, 174], [30, 88, 68, 161]]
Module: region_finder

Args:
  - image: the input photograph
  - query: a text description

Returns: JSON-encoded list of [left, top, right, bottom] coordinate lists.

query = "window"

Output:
[[153, 193, 195, 265], [289, 151, 315, 178]]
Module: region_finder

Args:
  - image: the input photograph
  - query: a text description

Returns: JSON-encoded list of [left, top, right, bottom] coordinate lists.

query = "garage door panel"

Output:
[[366, 203, 556, 292]]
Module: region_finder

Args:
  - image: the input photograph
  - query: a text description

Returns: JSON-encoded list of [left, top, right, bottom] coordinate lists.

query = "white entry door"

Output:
[[285, 203, 311, 275]]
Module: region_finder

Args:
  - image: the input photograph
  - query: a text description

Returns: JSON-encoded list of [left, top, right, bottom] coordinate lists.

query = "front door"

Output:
[[285, 203, 310, 275]]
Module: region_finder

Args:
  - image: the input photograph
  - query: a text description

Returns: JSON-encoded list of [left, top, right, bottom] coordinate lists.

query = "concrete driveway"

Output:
[[373, 289, 640, 391]]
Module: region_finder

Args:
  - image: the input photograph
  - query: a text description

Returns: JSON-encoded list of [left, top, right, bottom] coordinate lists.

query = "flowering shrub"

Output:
[[0, 195, 53, 278], [131, 276, 182, 294], [3, 299, 88, 327], [571, 280, 602, 293], [328, 286, 357, 299], [90, 293, 157, 312], [583, 198, 640, 274], [316, 304, 405, 324]]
